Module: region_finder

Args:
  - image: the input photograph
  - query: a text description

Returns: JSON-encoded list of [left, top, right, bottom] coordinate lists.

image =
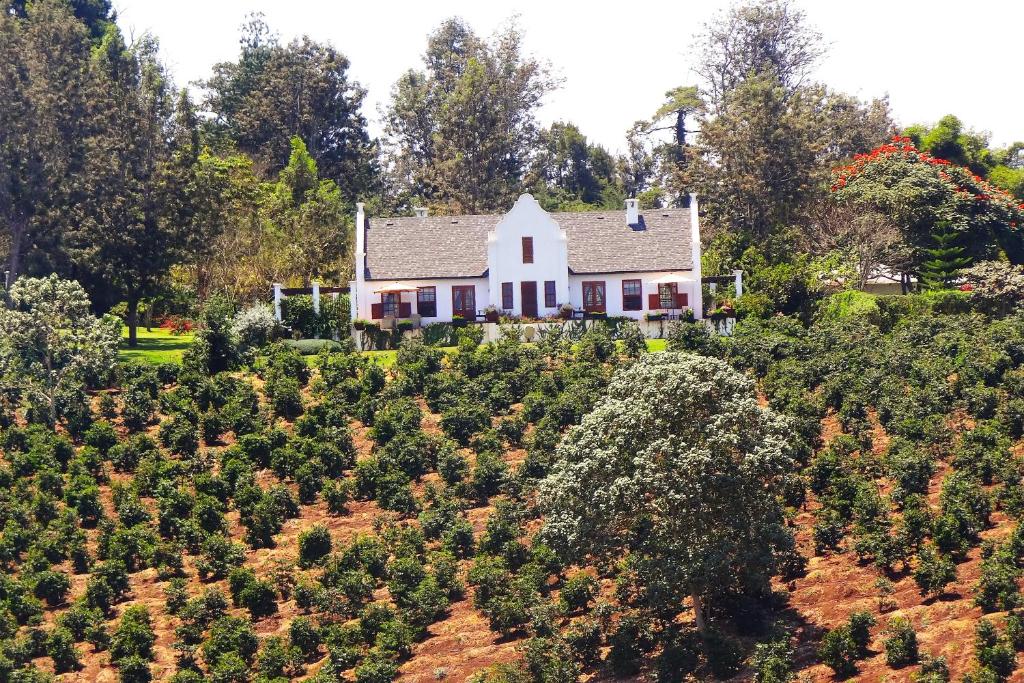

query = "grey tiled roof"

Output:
[[364, 207, 693, 280]]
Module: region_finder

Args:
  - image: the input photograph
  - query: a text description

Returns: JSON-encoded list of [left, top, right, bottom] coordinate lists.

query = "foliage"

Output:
[[539, 353, 796, 629], [0, 275, 120, 426], [962, 261, 1024, 316]]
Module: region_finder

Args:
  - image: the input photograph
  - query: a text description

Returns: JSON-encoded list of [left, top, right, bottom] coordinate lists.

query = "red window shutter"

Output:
[[675, 292, 689, 308], [398, 302, 412, 317], [522, 236, 534, 263], [370, 303, 383, 319], [648, 293, 660, 309]]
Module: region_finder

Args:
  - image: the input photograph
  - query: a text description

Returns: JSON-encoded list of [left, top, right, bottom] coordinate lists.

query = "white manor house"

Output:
[[348, 193, 718, 329]]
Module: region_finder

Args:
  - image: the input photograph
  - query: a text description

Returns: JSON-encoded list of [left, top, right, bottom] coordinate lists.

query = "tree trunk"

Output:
[[691, 590, 707, 638], [127, 297, 139, 348], [6, 215, 27, 288]]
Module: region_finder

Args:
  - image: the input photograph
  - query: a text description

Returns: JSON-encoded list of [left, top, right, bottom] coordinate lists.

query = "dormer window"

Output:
[[522, 236, 534, 263]]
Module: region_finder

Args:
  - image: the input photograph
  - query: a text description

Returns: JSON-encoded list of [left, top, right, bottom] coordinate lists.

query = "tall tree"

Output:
[[694, 0, 823, 113], [64, 27, 200, 345], [202, 14, 378, 200], [0, 0, 94, 283], [384, 17, 558, 213], [539, 353, 796, 632], [529, 122, 623, 210]]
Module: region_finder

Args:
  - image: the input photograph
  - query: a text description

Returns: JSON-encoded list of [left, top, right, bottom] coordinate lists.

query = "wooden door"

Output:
[[521, 281, 538, 319]]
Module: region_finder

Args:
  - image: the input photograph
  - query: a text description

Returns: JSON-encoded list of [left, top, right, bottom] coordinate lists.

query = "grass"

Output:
[[118, 327, 195, 365]]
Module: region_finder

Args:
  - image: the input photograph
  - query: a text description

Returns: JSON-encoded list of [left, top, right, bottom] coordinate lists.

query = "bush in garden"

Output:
[[116, 655, 152, 683], [265, 373, 304, 419], [883, 616, 918, 669], [846, 610, 875, 657], [471, 449, 509, 499], [32, 570, 71, 606], [240, 579, 278, 619], [813, 508, 845, 554], [231, 304, 280, 356], [558, 572, 597, 613], [110, 605, 156, 662], [974, 618, 1016, 681], [158, 414, 199, 457], [353, 648, 399, 683], [751, 638, 795, 683], [298, 524, 332, 567], [202, 616, 259, 669], [200, 411, 227, 444], [914, 544, 957, 599], [322, 478, 354, 514], [606, 615, 653, 676], [437, 447, 469, 485], [288, 615, 320, 660], [914, 655, 950, 683], [974, 545, 1022, 612], [618, 320, 647, 357], [47, 627, 81, 672], [84, 420, 118, 454], [196, 535, 246, 581], [705, 628, 744, 679], [440, 399, 491, 446], [818, 626, 859, 678]]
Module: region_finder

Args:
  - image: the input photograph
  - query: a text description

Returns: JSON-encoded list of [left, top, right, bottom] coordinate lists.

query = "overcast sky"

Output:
[[114, 0, 1024, 154]]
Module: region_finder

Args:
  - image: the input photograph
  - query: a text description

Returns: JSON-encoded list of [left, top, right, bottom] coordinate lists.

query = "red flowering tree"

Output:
[[831, 136, 1024, 265]]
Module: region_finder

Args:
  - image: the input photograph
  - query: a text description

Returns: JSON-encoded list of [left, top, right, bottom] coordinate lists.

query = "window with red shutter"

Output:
[[648, 293, 661, 310], [658, 283, 678, 309], [501, 282, 514, 309], [522, 236, 534, 263], [675, 292, 689, 309]]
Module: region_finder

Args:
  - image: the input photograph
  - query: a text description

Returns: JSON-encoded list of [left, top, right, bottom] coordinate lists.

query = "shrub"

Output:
[[298, 524, 332, 567], [200, 411, 227, 444], [818, 626, 859, 678], [289, 616, 321, 659], [558, 572, 597, 613], [111, 605, 156, 662], [353, 648, 399, 683], [974, 618, 1015, 681], [705, 628, 743, 679], [231, 304, 279, 355], [752, 638, 794, 683], [32, 570, 71, 606], [203, 616, 259, 669], [848, 611, 876, 657], [884, 617, 918, 668], [607, 615, 653, 676], [47, 627, 80, 672], [440, 399, 491, 446], [975, 546, 1022, 612], [914, 545, 957, 598], [84, 421, 118, 454], [323, 478, 354, 514], [196, 535, 246, 581], [240, 579, 278, 620], [117, 655, 152, 683]]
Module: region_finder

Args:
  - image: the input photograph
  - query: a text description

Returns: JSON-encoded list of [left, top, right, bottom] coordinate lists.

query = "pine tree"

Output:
[[919, 222, 971, 289]]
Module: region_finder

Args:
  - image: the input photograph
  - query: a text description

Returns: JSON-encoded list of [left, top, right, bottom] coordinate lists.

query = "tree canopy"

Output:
[[538, 352, 797, 629]]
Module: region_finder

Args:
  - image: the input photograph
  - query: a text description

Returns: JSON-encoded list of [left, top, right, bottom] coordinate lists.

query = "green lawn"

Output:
[[119, 327, 195, 364]]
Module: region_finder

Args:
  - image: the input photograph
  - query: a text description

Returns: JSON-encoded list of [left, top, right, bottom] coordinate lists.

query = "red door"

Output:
[[452, 285, 476, 318], [521, 281, 538, 319], [582, 281, 606, 313]]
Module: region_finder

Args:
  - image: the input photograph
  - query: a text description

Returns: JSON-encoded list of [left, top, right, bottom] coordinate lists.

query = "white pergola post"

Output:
[[273, 283, 283, 321], [733, 269, 743, 298], [312, 282, 321, 339]]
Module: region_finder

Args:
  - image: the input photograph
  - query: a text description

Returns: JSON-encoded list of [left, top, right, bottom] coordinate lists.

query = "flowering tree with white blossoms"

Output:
[[0, 275, 121, 426], [538, 352, 798, 634]]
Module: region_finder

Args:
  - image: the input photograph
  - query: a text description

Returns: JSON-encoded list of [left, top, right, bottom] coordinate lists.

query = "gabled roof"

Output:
[[363, 203, 693, 280]]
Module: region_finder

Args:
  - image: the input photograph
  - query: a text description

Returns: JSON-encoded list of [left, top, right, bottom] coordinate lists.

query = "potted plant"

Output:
[[645, 312, 665, 322], [352, 319, 369, 331], [451, 314, 467, 328], [558, 303, 574, 320], [483, 305, 500, 323], [397, 320, 415, 333]]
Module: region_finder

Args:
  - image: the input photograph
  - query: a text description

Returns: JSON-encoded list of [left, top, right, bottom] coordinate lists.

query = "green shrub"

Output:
[[298, 524, 332, 567], [47, 627, 81, 672], [751, 638, 794, 683], [283, 338, 344, 355], [847, 611, 876, 657], [558, 572, 597, 613], [240, 579, 278, 619], [883, 616, 918, 668], [110, 605, 155, 662], [818, 626, 858, 678], [914, 545, 956, 598]]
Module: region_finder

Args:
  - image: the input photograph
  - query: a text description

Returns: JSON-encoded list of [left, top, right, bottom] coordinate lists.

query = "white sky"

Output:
[[114, 0, 1024, 154]]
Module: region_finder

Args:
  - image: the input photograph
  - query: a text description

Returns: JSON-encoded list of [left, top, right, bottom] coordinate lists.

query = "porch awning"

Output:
[[373, 282, 419, 294], [649, 273, 689, 284]]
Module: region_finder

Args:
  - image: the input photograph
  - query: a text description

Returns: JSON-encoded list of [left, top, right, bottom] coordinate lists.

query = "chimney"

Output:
[[625, 198, 639, 226], [413, 206, 428, 218]]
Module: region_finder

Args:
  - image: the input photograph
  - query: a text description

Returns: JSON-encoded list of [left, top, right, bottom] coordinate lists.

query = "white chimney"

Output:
[[625, 198, 639, 226], [413, 207, 428, 218]]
